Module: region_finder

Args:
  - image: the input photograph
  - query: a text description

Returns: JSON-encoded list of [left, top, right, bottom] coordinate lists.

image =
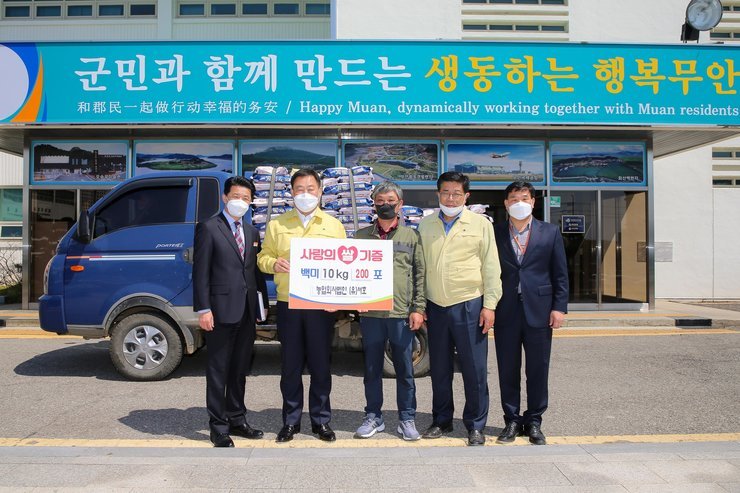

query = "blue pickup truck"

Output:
[[39, 171, 429, 381]]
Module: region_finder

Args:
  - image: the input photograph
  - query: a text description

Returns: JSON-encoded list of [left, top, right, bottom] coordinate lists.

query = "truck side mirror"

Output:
[[77, 210, 92, 244]]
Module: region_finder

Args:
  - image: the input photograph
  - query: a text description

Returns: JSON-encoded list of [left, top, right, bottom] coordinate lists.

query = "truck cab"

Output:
[[39, 171, 429, 381]]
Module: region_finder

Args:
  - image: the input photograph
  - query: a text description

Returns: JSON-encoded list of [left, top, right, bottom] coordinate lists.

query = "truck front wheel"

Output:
[[109, 313, 183, 381]]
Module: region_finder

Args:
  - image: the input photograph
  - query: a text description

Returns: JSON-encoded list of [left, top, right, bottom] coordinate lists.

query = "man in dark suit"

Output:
[[493, 181, 569, 446], [193, 175, 268, 448]]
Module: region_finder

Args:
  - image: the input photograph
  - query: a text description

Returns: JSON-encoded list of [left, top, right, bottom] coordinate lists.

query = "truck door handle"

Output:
[[183, 247, 194, 264]]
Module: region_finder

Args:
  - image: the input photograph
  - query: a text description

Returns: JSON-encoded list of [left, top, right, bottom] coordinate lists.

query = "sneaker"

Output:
[[397, 420, 421, 441], [354, 414, 385, 438]]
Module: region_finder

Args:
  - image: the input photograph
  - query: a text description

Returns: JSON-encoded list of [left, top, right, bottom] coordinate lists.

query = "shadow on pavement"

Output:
[[13, 339, 367, 381], [118, 406, 504, 442]]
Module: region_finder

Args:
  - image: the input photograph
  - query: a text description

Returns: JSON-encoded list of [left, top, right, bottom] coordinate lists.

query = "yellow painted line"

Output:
[[487, 328, 738, 338], [567, 312, 691, 318], [0, 433, 738, 449], [0, 329, 81, 339]]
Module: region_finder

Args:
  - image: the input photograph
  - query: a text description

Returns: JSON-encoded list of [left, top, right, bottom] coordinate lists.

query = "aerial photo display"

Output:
[[135, 141, 234, 176], [240, 141, 337, 177], [551, 142, 645, 185], [32, 141, 127, 184], [446, 141, 545, 184], [343, 142, 439, 183]]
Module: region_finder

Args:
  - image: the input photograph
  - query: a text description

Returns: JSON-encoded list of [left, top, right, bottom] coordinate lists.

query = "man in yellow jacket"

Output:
[[257, 168, 346, 443], [417, 171, 502, 446]]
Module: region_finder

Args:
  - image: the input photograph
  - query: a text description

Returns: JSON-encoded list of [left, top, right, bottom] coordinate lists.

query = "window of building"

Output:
[[211, 2, 235, 14], [0, 189, 22, 222], [98, 4, 124, 16], [710, 32, 733, 39], [305, 2, 329, 15], [713, 148, 740, 159], [36, 5, 62, 16], [0, 226, 22, 238], [712, 150, 735, 158], [515, 24, 539, 30], [463, 23, 488, 30], [541, 24, 565, 31], [4, 5, 29, 16], [179, 3, 204, 14], [242, 2, 267, 14], [713, 178, 734, 186], [67, 4, 93, 16], [273, 2, 298, 14], [129, 3, 155, 15], [489, 24, 513, 30]]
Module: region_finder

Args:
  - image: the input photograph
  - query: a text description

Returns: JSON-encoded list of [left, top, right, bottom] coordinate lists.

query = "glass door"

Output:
[[601, 191, 648, 304], [548, 191, 599, 304]]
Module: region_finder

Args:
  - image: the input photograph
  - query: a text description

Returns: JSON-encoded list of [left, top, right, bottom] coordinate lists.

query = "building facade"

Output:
[[0, 0, 738, 308]]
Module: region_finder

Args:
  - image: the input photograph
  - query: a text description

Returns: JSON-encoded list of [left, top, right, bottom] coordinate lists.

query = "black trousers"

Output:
[[276, 301, 335, 426], [494, 297, 553, 427], [204, 307, 256, 434], [427, 297, 489, 432]]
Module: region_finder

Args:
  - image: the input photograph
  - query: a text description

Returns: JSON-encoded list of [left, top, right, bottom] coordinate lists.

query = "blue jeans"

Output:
[[359, 317, 417, 422]]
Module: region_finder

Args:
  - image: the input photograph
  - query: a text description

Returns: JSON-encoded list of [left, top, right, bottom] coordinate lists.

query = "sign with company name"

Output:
[[1, 41, 738, 126], [288, 237, 393, 310], [562, 215, 586, 234]]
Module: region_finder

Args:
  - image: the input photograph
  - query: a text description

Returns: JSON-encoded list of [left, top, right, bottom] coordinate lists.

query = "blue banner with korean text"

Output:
[[0, 40, 738, 125]]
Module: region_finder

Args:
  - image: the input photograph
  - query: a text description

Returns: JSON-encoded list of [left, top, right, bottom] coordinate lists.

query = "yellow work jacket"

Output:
[[417, 208, 502, 309], [257, 208, 347, 302]]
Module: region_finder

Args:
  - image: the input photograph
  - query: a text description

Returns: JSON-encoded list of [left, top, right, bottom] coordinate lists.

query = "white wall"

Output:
[[568, 0, 707, 44], [653, 145, 715, 299], [713, 188, 740, 298], [0, 152, 23, 186], [332, 0, 460, 40]]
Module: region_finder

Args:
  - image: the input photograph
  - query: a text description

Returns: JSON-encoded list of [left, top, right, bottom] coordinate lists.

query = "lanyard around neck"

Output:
[[509, 221, 532, 257]]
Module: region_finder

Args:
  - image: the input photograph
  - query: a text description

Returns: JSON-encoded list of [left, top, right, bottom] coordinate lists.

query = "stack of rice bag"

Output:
[[320, 166, 374, 237], [250, 165, 293, 240]]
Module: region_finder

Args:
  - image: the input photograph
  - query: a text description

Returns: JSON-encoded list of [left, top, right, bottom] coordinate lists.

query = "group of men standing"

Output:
[[193, 170, 568, 448]]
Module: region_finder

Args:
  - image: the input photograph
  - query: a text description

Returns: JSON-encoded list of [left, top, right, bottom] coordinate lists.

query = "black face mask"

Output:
[[375, 203, 398, 220]]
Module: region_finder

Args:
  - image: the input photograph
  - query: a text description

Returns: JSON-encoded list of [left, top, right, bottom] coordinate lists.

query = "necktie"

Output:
[[234, 221, 245, 259]]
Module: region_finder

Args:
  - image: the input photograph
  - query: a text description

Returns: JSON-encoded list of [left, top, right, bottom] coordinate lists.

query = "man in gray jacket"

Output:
[[353, 181, 426, 441]]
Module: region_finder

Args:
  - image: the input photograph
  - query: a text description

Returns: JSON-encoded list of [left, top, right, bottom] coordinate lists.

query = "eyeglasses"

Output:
[[374, 201, 399, 207], [439, 192, 466, 200]]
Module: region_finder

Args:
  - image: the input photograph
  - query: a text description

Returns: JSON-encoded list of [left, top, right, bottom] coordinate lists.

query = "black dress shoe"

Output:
[[422, 422, 453, 439], [311, 423, 336, 442], [524, 423, 546, 445], [496, 422, 523, 444], [229, 422, 264, 440], [468, 429, 485, 446], [210, 432, 234, 448], [276, 424, 300, 443]]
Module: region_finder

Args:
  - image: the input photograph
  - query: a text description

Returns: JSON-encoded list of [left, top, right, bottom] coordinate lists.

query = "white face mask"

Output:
[[294, 193, 319, 213], [507, 201, 533, 221], [439, 203, 465, 217], [226, 199, 250, 218]]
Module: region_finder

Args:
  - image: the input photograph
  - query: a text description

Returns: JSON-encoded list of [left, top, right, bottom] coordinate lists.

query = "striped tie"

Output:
[[234, 221, 245, 259]]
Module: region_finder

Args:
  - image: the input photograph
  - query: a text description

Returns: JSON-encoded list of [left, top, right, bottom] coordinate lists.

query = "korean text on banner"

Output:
[[288, 238, 393, 311]]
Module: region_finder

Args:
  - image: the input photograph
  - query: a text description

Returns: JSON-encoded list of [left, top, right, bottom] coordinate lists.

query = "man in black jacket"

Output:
[[193, 175, 268, 447], [493, 181, 569, 446]]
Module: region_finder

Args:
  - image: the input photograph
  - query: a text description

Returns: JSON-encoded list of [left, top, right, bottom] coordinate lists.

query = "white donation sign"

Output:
[[288, 238, 393, 311]]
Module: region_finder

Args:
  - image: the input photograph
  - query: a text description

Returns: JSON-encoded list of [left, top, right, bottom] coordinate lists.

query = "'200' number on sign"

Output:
[[355, 269, 369, 279]]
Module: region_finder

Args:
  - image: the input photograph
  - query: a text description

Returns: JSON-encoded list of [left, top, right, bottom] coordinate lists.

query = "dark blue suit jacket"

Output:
[[193, 213, 268, 326], [494, 218, 569, 329]]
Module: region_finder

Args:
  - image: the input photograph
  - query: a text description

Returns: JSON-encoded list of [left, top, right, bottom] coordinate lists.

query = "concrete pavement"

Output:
[[1, 300, 738, 491], [0, 440, 739, 491]]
